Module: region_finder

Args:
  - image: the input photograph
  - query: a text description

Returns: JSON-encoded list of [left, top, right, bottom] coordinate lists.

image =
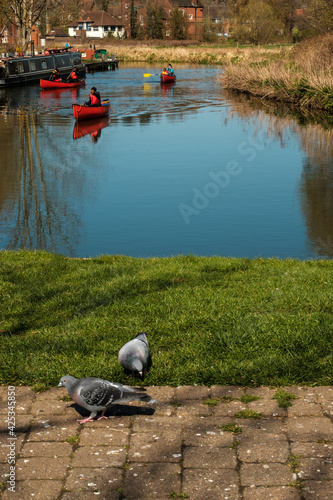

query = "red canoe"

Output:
[[72, 101, 110, 121], [160, 73, 176, 83], [40, 79, 85, 90]]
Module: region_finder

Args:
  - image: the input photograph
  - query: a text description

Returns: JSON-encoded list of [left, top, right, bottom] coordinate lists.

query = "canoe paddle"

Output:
[[143, 73, 160, 78]]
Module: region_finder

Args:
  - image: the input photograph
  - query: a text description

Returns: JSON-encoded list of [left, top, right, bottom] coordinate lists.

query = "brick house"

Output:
[[121, 0, 204, 40], [0, 21, 41, 49], [172, 0, 204, 40]]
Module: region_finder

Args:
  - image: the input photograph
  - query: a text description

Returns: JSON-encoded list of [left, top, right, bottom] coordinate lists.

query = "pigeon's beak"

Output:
[[58, 382, 63, 387]]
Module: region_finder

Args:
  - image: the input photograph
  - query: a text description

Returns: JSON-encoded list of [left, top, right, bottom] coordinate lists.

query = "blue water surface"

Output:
[[0, 64, 332, 259]]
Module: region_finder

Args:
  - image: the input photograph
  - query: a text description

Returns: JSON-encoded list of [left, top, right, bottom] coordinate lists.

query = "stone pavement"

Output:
[[1, 385, 333, 500]]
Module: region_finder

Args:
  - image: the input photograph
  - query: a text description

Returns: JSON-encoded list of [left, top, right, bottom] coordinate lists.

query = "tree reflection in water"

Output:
[[222, 90, 333, 258], [3, 113, 80, 255]]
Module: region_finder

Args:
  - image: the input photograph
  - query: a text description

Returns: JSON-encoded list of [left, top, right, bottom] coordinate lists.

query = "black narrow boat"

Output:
[[0, 47, 86, 88]]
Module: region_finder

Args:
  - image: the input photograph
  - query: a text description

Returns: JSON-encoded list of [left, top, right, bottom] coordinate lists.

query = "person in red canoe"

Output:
[[68, 67, 79, 81], [85, 87, 101, 106], [167, 64, 174, 74], [161, 68, 168, 75], [50, 68, 61, 82]]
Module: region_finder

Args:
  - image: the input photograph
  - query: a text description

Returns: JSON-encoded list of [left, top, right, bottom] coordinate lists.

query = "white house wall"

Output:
[[68, 26, 124, 38]]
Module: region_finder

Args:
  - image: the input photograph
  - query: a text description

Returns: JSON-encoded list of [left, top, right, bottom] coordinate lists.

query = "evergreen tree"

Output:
[[146, 1, 164, 39], [130, 0, 138, 38], [170, 7, 187, 39]]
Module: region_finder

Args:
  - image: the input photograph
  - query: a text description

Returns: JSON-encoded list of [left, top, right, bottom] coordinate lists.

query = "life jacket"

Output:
[[70, 71, 78, 80], [90, 93, 101, 106], [54, 77, 61, 82]]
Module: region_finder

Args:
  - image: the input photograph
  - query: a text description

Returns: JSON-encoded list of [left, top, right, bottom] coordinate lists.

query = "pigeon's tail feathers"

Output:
[[135, 332, 148, 345], [132, 392, 159, 404], [122, 384, 147, 392]]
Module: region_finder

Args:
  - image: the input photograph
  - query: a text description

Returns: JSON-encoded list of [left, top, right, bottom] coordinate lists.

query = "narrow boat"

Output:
[[160, 73, 176, 83], [0, 47, 86, 88], [72, 100, 110, 121], [40, 78, 85, 89]]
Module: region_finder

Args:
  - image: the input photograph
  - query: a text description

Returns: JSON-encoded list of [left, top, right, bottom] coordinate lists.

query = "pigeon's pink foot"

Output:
[[97, 415, 108, 421], [77, 417, 95, 424]]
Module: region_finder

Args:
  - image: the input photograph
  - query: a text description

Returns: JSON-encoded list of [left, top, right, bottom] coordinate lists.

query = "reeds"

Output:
[[103, 43, 287, 65], [221, 34, 333, 111]]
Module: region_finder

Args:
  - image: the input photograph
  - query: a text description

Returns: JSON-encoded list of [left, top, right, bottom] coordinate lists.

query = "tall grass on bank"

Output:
[[1, 251, 333, 389], [104, 43, 289, 65], [221, 34, 333, 111]]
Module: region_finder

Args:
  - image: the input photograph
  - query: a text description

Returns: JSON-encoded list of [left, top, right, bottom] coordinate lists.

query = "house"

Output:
[[0, 21, 16, 45], [68, 10, 125, 39], [206, 5, 231, 36], [45, 28, 69, 41], [121, 0, 204, 40], [0, 21, 41, 48], [171, 0, 204, 40]]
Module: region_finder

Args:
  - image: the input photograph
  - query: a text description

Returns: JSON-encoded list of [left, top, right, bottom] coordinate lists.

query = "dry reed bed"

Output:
[[109, 45, 287, 65], [221, 34, 333, 111]]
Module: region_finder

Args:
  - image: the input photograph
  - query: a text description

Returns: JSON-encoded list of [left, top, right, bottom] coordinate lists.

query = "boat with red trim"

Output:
[[40, 78, 85, 89], [72, 100, 110, 121], [0, 47, 86, 88], [160, 73, 176, 83]]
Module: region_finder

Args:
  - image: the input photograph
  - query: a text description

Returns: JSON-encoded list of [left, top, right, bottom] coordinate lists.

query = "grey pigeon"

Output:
[[58, 375, 158, 423], [118, 332, 150, 378]]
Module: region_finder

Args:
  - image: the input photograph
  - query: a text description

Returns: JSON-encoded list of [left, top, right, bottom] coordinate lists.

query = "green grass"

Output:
[[1, 250, 333, 387], [239, 394, 260, 403], [273, 389, 298, 408], [234, 410, 263, 419], [203, 398, 220, 406], [219, 423, 243, 433]]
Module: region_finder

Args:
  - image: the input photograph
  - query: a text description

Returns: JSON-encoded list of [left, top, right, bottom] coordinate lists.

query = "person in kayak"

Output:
[[167, 64, 174, 74], [85, 87, 101, 106], [68, 67, 79, 81], [161, 68, 168, 75], [50, 68, 61, 82]]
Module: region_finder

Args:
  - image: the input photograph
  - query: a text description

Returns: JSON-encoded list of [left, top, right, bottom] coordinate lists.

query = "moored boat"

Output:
[[0, 47, 86, 88], [160, 73, 176, 83], [72, 100, 110, 121], [40, 78, 85, 89]]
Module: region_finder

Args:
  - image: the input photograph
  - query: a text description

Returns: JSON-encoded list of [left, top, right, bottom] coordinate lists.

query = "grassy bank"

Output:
[[221, 34, 333, 111], [1, 251, 333, 389]]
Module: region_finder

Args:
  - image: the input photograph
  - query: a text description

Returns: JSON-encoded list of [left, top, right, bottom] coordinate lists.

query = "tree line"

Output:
[[0, 0, 332, 50]]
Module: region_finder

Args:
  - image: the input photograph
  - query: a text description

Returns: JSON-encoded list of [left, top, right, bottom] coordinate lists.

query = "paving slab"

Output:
[[1, 384, 333, 499]]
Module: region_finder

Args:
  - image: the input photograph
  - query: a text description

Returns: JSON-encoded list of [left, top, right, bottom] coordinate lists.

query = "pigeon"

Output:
[[118, 332, 150, 378], [58, 375, 158, 424]]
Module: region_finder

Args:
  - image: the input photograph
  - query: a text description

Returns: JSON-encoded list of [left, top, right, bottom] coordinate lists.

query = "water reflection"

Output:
[[0, 113, 83, 255], [73, 116, 110, 142], [222, 90, 333, 257]]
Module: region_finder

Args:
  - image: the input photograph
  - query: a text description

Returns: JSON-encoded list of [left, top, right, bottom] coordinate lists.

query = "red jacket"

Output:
[[90, 93, 101, 106], [70, 71, 78, 80]]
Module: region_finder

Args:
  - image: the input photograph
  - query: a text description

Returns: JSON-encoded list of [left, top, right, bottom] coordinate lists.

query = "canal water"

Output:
[[0, 63, 332, 259]]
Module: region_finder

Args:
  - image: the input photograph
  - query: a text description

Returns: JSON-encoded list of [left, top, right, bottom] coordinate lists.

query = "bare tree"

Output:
[[0, 0, 58, 49]]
